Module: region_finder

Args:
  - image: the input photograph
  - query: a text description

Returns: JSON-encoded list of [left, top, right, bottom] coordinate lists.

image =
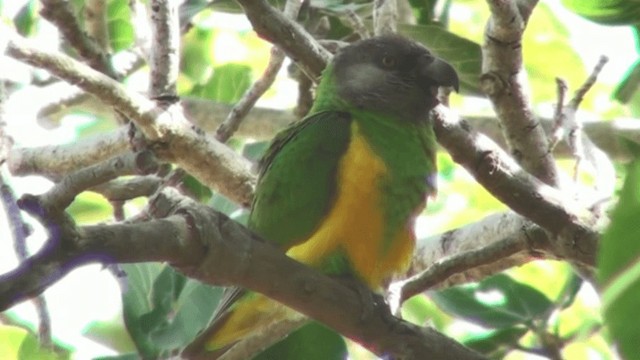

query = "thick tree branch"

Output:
[[374, 0, 398, 35], [5, 31, 255, 206], [0, 189, 485, 360], [482, 0, 559, 186], [34, 95, 640, 161]]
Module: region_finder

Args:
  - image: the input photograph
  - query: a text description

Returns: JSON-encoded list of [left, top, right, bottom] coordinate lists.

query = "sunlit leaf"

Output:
[[524, 3, 587, 103], [83, 319, 136, 353], [0, 326, 69, 360], [191, 63, 253, 103], [108, 0, 134, 51], [562, 0, 640, 25], [431, 274, 554, 328], [67, 192, 113, 224]]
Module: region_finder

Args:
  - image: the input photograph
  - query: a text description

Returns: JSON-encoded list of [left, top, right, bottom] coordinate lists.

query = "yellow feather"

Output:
[[287, 121, 415, 289]]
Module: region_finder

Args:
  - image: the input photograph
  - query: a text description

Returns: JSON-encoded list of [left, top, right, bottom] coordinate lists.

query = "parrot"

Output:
[[182, 34, 459, 359]]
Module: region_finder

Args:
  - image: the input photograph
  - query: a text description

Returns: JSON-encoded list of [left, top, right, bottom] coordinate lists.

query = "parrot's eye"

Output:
[[381, 55, 396, 68]]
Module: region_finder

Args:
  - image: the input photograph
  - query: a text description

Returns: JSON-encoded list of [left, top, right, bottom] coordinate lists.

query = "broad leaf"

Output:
[[191, 63, 253, 103], [431, 274, 554, 328], [254, 322, 347, 360], [599, 153, 640, 360], [463, 326, 528, 355]]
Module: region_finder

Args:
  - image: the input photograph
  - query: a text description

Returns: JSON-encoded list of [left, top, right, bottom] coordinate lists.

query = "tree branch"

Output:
[[432, 105, 599, 266], [215, 0, 303, 143], [40, 0, 117, 78], [148, 0, 180, 97], [5, 31, 255, 206], [0, 188, 485, 360], [234, 0, 331, 80], [481, 0, 559, 186], [374, 0, 398, 35], [33, 95, 640, 161]]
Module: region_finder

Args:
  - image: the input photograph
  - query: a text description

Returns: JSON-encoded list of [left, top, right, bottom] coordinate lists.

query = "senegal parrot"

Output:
[[182, 35, 459, 359]]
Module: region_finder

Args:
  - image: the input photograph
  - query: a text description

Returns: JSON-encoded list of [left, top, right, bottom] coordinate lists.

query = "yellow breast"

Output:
[[286, 121, 416, 290]]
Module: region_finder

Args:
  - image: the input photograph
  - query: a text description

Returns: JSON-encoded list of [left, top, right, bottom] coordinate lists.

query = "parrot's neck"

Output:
[[309, 63, 352, 113]]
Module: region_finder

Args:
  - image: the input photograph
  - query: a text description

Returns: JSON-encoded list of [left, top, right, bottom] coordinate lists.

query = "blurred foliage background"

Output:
[[1, 0, 639, 359]]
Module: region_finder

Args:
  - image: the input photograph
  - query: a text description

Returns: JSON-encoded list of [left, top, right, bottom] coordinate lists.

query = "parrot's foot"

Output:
[[335, 276, 387, 323]]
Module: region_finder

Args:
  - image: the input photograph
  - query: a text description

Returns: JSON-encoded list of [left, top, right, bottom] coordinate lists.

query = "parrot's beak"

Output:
[[418, 55, 460, 92]]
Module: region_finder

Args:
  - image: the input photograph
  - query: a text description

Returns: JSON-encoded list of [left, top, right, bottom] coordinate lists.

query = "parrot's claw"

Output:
[[335, 276, 386, 322]]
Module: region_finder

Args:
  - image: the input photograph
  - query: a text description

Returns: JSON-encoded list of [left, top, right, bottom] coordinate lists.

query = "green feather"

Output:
[[249, 110, 352, 248]]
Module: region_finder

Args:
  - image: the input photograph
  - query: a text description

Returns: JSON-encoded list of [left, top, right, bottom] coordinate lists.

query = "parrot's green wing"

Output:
[[248, 110, 352, 248], [183, 110, 353, 357]]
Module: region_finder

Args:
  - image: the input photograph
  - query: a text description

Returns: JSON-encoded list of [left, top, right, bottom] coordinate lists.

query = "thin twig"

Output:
[[548, 78, 568, 152], [40, 0, 117, 78], [0, 175, 53, 348], [215, 0, 303, 142], [393, 231, 528, 312], [39, 151, 160, 213], [6, 31, 256, 205], [215, 46, 287, 142], [569, 56, 609, 110], [148, 0, 180, 97], [343, 10, 371, 39]]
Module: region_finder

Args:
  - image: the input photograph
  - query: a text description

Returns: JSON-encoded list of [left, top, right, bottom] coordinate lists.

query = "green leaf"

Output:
[[13, 0, 38, 36], [191, 63, 253, 103], [0, 326, 68, 360], [431, 274, 554, 328], [561, 0, 640, 26], [108, 0, 134, 51], [121, 264, 183, 357], [182, 174, 214, 203], [524, 3, 587, 103], [407, 0, 440, 26], [208, 193, 240, 215], [613, 59, 640, 104], [557, 274, 583, 310], [148, 280, 222, 350], [181, 27, 216, 84], [243, 141, 270, 163], [120, 264, 223, 355], [397, 23, 483, 95], [599, 154, 640, 360], [253, 322, 347, 360], [67, 192, 113, 224], [93, 354, 139, 360], [463, 326, 528, 355], [82, 318, 136, 353]]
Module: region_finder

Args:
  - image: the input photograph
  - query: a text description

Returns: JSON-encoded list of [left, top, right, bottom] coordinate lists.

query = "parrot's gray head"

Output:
[[331, 35, 459, 122]]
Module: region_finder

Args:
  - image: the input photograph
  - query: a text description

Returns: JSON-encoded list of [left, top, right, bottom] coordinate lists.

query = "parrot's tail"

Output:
[[181, 293, 297, 359]]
